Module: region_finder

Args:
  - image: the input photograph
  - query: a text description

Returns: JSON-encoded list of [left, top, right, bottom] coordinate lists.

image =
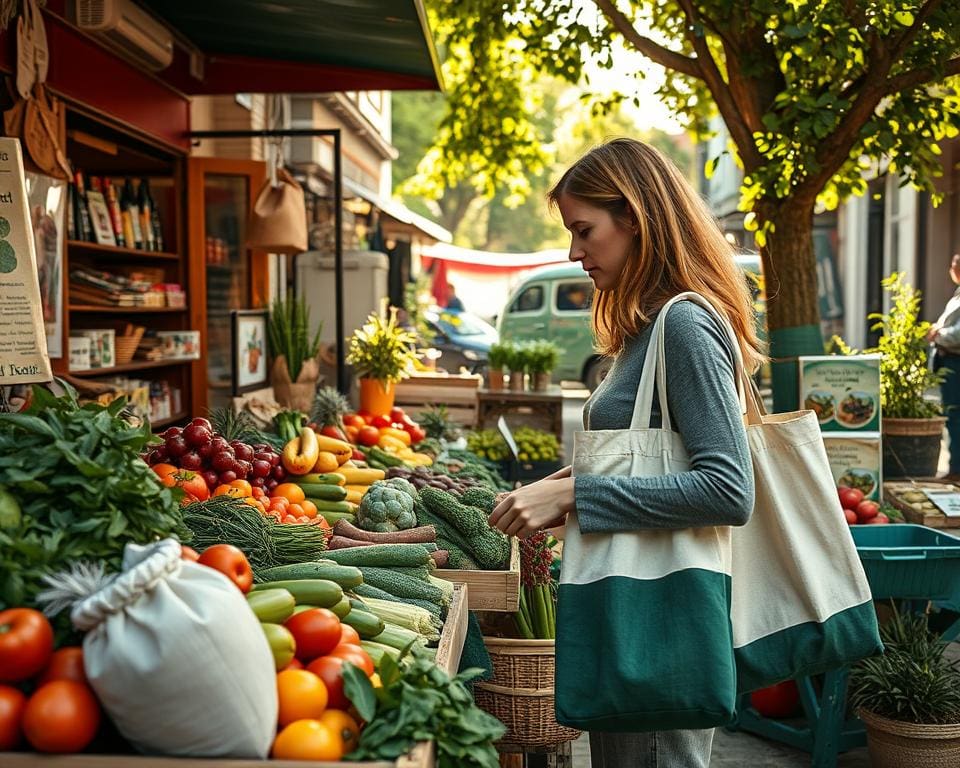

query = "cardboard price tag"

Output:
[[922, 490, 960, 518]]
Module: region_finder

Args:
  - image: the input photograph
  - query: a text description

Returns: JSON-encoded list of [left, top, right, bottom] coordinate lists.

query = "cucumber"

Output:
[[361, 640, 401, 664], [246, 588, 295, 623], [251, 578, 345, 605], [321, 544, 433, 568], [341, 608, 386, 639], [261, 623, 296, 670], [297, 483, 348, 501], [256, 563, 363, 589], [299, 472, 346, 486], [311, 499, 357, 514], [330, 596, 352, 619], [292, 604, 317, 614], [318, 510, 357, 527]]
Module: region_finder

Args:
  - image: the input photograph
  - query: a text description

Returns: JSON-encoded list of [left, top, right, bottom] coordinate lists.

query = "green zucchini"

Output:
[[340, 608, 386, 639], [292, 604, 317, 614], [318, 510, 358, 527], [261, 623, 296, 670], [321, 543, 433, 568], [297, 483, 348, 501], [256, 563, 363, 590], [251, 578, 343, 607], [369, 623, 427, 651], [312, 499, 356, 513], [361, 640, 401, 664], [298, 472, 346, 486], [246, 588, 295, 623], [330, 596, 352, 618]]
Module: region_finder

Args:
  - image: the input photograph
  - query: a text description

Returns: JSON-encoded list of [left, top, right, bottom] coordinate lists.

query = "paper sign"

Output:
[[822, 434, 882, 501], [922, 491, 960, 518], [0, 139, 51, 384], [497, 415, 520, 462], [799, 355, 881, 433]]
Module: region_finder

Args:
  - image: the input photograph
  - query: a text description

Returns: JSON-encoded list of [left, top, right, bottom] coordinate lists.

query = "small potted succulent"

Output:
[[486, 341, 512, 391]]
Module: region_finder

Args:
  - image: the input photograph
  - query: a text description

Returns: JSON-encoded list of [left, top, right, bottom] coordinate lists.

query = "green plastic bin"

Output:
[[851, 524, 960, 600]]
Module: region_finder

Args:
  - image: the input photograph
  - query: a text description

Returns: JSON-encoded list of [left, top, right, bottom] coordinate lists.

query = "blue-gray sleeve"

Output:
[[574, 309, 754, 533]]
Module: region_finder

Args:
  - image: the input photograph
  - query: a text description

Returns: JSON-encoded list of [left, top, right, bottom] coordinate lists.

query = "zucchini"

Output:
[[341, 608, 386, 639], [358, 567, 444, 605], [299, 472, 346, 486], [297, 483, 348, 501], [318, 510, 358, 527], [311, 499, 357, 514], [292, 604, 318, 614], [261, 623, 296, 670], [330, 596, 352, 618], [370, 623, 427, 651], [320, 543, 433, 568], [255, 563, 363, 589], [361, 640, 401, 664], [246, 588, 295, 623], [251, 578, 344, 607]]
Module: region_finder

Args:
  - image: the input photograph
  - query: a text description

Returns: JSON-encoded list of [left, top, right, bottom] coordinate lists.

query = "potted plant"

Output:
[[346, 300, 420, 416], [528, 341, 560, 392], [850, 607, 960, 766], [486, 341, 512, 391], [507, 341, 529, 392], [832, 273, 945, 478], [268, 294, 323, 412]]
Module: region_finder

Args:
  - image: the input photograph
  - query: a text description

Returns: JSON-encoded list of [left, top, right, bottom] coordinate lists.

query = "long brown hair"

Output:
[[548, 138, 765, 373]]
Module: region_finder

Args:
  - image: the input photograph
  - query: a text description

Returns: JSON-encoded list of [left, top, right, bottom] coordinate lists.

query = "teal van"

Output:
[[496, 254, 764, 390]]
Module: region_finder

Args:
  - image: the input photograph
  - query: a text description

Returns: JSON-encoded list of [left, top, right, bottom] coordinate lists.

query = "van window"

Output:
[[509, 285, 544, 313], [556, 281, 593, 311]]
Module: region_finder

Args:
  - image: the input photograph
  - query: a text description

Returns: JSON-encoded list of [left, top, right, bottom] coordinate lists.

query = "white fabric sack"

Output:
[[72, 539, 278, 758]]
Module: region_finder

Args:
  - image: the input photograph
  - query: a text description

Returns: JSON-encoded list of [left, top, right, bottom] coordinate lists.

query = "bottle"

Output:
[[121, 179, 143, 250], [72, 171, 95, 242], [66, 182, 76, 240], [137, 179, 155, 251], [104, 180, 126, 248], [151, 193, 164, 252]]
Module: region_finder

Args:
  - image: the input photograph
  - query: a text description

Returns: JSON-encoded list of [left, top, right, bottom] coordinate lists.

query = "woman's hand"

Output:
[[489, 476, 575, 539]]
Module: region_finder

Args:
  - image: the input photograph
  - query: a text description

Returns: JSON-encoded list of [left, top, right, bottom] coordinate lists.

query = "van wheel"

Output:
[[584, 357, 612, 391]]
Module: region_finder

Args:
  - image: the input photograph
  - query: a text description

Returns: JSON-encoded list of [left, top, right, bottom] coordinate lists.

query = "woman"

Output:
[[928, 253, 960, 480], [489, 138, 764, 768]]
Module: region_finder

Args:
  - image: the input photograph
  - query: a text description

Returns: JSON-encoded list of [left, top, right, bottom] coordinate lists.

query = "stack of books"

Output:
[[70, 268, 165, 307]]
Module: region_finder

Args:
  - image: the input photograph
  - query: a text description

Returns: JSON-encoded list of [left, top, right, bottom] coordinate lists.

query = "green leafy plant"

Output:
[[347, 301, 421, 384], [850, 605, 960, 725], [526, 340, 560, 375], [487, 340, 513, 371], [505, 341, 531, 373], [832, 273, 944, 419], [343, 651, 504, 767], [419, 404, 463, 442], [268, 294, 322, 382]]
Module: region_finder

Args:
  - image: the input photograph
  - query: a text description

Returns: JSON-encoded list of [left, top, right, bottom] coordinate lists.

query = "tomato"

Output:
[[306, 655, 350, 710], [285, 608, 342, 661], [180, 544, 200, 561], [320, 425, 349, 442], [856, 500, 880, 522], [37, 647, 87, 686], [22, 680, 101, 753], [329, 643, 374, 676], [272, 718, 344, 761], [389, 407, 406, 423], [370, 415, 392, 429], [229, 479, 253, 496], [339, 624, 361, 646], [274, 483, 306, 504], [844, 508, 858, 525], [0, 608, 54, 683], [197, 544, 253, 593], [405, 425, 426, 445], [150, 463, 178, 479], [838, 487, 864, 511], [214, 483, 245, 498], [319, 709, 360, 754], [283, 657, 304, 671], [159, 469, 210, 502], [0, 685, 26, 750], [344, 425, 360, 443], [357, 426, 380, 447], [868, 512, 891, 524], [342, 414, 365, 428], [750, 680, 800, 718], [276, 668, 329, 726], [352, 448, 366, 462]]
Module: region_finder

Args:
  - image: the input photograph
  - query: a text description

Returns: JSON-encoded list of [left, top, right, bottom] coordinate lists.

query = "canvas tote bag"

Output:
[[648, 293, 881, 693], [555, 294, 738, 733]]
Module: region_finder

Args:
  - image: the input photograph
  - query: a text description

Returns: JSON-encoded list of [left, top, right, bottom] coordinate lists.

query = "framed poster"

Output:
[[25, 172, 65, 359], [799, 354, 882, 433], [822, 435, 882, 502], [231, 310, 268, 395]]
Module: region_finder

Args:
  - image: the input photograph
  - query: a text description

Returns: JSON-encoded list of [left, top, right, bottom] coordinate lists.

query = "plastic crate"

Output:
[[851, 524, 960, 600]]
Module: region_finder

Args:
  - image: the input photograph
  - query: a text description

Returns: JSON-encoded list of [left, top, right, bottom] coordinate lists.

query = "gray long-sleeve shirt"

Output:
[[574, 301, 754, 534]]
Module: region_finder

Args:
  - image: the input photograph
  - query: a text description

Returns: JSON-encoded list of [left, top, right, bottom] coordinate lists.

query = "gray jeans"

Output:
[[589, 729, 714, 768]]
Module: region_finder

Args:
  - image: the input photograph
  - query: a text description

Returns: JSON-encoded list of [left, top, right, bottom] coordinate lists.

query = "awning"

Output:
[[142, 0, 443, 95], [421, 242, 569, 269], [342, 177, 451, 244]]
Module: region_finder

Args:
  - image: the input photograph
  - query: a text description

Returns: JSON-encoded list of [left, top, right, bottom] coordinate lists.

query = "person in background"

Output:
[[928, 252, 960, 480], [445, 284, 465, 311]]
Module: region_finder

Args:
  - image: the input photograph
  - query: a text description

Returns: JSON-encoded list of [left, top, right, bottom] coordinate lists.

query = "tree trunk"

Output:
[[758, 197, 824, 412]]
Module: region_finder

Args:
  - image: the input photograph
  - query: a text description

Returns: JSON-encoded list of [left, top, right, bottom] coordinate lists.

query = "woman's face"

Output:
[[951, 254, 960, 285], [557, 192, 635, 292]]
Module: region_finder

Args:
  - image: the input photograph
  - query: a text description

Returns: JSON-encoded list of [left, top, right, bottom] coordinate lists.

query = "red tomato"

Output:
[[158, 469, 210, 502], [389, 407, 406, 423], [307, 655, 350, 710], [750, 680, 800, 718], [339, 624, 362, 646], [180, 545, 200, 562], [197, 544, 253, 593], [856, 500, 880, 522], [837, 487, 864, 511], [285, 608, 343, 662], [351, 448, 365, 461], [320, 425, 349, 442], [868, 512, 891, 524], [357, 426, 381, 447], [0, 685, 26, 750], [844, 508, 858, 525], [329, 644, 374, 676], [37, 647, 87, 686], [0, 608, 54, 683], [405, 425, 426, 444], [370, 415, 392, 430], [342, 414, 365, 428], [22, 680, 101, 753], [344, 425, 360, 443], [283, 658, 305, 671]]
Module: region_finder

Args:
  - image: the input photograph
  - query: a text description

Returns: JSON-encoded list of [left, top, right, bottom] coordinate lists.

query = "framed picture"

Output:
[[25, 173, 66, 359], [86, 191, 116, 246], [231, 310, 268, 395]]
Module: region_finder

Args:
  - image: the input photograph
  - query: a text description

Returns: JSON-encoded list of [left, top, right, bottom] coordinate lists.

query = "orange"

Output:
[[271, 719, 344, 761], [276, 669, 328, 726], [300, 499, 318, 519], [313, 451, 340, 474], [319, 709, 359, 754], [274, 483, 306, 504]]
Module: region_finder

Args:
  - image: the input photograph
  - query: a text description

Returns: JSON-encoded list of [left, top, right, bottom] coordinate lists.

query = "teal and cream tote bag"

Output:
[[555, 295, 738, 733]]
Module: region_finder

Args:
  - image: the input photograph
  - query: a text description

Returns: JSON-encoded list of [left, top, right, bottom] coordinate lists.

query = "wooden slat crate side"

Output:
[[436, 584, 468, 675], [882, 481, 960, 528], [439, 538, 520, 612]]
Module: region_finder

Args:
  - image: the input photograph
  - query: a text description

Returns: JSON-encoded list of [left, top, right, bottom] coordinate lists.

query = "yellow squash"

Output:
[[282, 427, 320, 475]]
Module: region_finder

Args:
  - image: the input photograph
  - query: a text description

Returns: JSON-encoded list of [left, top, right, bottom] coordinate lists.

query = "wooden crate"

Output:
[[0, 585, 470, 768], [393, 372, 482, 428], [883, 480, 960, 528], [440, 537, 520, 612]]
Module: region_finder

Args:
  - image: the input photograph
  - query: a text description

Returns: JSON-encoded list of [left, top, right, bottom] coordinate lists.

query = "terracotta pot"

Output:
[[358, 378, 396, 417], [532, 372, 550, 392], [487, 368, 504, 391], [509, 370, 526, 391]]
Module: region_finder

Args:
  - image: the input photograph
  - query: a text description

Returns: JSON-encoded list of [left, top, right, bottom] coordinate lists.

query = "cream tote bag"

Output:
[[556, 294, 738, 732]]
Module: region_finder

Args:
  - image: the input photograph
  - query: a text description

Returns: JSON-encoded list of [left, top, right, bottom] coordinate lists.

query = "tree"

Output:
[[421, 0, 960, 408]]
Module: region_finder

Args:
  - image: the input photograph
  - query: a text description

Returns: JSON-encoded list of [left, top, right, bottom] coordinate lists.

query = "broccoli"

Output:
[[357, 480, 417, 532], [460, 486, 497, 514], [418, 488, 510, 569]]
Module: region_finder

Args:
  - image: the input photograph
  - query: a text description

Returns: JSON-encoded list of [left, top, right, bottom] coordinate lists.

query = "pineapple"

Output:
[[419, 404, 462, 441], [209, 407, 259, 442], [311, 385, 352, 428]]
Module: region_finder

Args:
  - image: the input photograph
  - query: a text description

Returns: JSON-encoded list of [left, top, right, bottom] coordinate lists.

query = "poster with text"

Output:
[[822, 435, 882, 502], [799, 354, 881, 433], [25, 172, 64, 359]]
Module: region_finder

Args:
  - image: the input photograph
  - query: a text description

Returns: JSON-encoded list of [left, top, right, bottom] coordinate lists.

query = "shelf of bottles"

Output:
[[68, 172, 165, 253]]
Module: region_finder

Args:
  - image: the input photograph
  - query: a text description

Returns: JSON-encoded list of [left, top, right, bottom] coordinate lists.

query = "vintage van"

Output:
[[496, 254, 763, 390]]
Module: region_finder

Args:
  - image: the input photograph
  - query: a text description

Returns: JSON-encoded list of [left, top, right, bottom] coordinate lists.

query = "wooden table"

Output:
[[476, 386, 565, 440]]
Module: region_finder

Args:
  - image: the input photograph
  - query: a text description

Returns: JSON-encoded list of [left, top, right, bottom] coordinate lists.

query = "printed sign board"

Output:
[[799, 354, 881, 433]]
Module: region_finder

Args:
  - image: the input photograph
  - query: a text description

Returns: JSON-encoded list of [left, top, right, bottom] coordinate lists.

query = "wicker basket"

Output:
[[860, 709, 960, 767], [114, 325, 146, 365], [473, 637, 580, 748]]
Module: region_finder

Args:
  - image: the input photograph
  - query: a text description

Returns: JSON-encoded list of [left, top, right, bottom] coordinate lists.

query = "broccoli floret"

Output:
[[357, 480, 417, 532]]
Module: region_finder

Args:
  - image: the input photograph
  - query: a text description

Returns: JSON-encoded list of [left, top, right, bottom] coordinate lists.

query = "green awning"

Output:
[[145, 0, 443, 94]]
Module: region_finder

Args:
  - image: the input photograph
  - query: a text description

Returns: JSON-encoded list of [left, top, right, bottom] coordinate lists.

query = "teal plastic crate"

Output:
[[852, 524, 960, 600]]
